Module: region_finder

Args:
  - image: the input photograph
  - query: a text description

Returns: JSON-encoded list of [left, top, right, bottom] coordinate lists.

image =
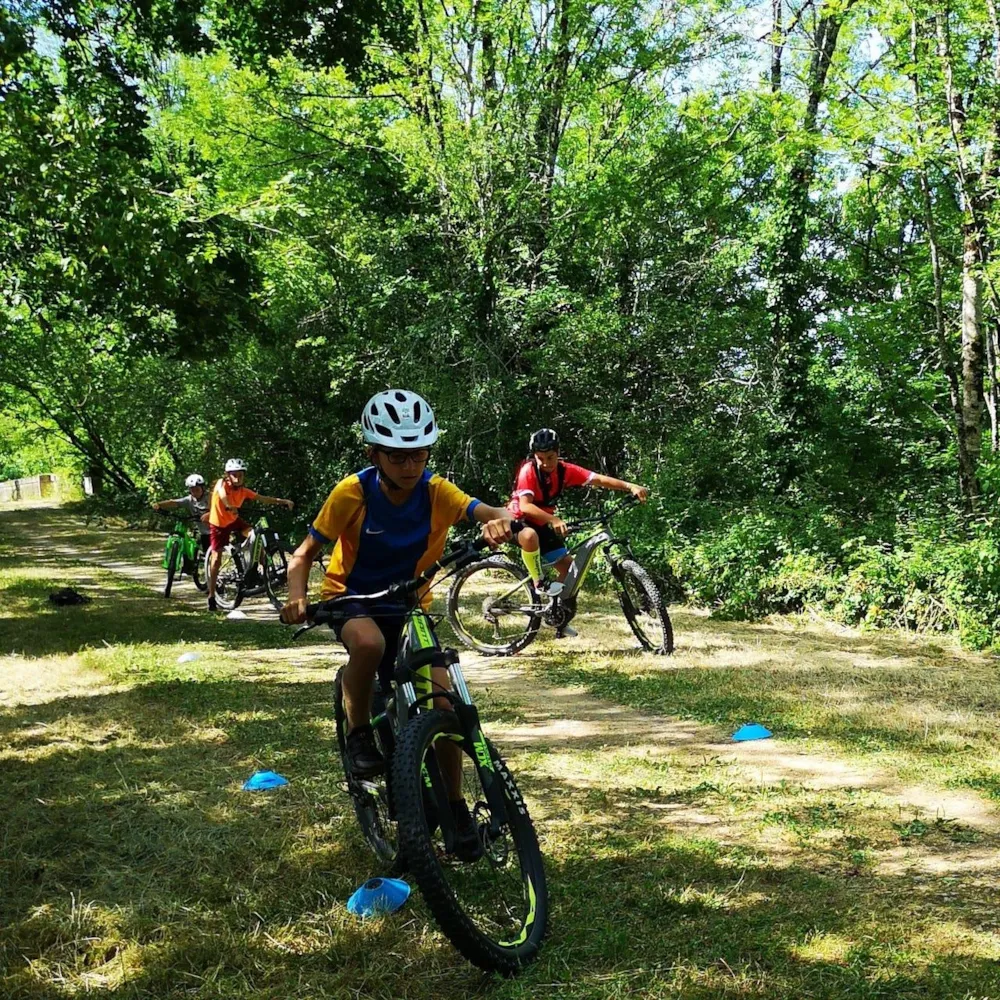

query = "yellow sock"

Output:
[[521, 546, 543, 584]]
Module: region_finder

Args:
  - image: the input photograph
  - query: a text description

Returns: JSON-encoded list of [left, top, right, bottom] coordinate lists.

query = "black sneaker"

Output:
[[449, 799, 484, 863], [207, 596, 218, 612], [346, 725, 384, 777]]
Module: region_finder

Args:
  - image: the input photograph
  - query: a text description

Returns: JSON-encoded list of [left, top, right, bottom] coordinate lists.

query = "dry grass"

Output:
[[3, 504, 1000, 998]]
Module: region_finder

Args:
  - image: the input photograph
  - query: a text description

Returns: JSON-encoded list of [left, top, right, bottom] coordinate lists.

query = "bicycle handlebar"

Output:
[[152, 509, 203, 524], [560, 493, 642, 533], [296, 526, 519, 633]]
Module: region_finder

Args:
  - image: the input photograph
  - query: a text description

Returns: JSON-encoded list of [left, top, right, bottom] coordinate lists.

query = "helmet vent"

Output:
[[385, 403, 400, 424], [375, 423, 392, 437]]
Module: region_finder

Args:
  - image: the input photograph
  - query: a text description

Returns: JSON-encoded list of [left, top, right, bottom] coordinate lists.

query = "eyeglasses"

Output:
[[379, 448, 431, 466]]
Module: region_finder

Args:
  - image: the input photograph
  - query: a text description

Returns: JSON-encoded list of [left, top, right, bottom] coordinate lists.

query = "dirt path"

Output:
[[4, 500, 1000, 875]]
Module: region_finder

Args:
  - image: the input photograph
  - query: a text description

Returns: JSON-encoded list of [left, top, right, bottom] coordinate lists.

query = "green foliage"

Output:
[[658, 502, 1000, 651], [5, 0, 1000, 648]]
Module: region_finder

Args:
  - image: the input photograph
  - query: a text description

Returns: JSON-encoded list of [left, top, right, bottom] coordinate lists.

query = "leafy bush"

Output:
[[638, 501, 1000, 651]]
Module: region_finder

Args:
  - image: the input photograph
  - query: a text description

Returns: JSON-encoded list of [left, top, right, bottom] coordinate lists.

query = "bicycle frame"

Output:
[[486, 520, 628, 609], [229, 517, 271, 567], [162, 520, 199, 570], [390, 605, 508, 840]]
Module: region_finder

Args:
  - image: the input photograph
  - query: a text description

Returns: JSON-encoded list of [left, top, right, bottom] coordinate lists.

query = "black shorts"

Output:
[[330, 599, 407, 690], [531, 523, 569, 564]]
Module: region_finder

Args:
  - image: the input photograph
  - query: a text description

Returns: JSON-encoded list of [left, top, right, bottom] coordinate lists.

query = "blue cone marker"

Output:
[[242, 770, 289, 791], [732, 723, 772, 742], [347, 877, 411, 918]]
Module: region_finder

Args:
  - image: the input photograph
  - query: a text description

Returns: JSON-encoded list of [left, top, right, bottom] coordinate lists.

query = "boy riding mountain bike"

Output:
[[152, 474, 211, 552], [510, 427, 648, 637], [206, 458, 294, 611], [280, 389, 514, 861]]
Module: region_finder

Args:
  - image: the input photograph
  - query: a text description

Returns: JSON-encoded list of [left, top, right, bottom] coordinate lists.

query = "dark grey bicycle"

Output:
[[446, 498, 673, 656]]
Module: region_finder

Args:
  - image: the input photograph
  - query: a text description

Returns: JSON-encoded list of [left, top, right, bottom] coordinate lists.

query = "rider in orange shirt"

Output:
[[206, 458, 294, 611]]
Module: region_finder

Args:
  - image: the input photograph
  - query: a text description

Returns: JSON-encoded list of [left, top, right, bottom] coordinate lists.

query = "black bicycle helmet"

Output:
[[529, 427, 559, 452]]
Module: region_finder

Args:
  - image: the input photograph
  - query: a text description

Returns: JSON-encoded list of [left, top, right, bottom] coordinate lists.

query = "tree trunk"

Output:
[[960, 225, 985, 500], [767, 1, 856, 484], [911, 15, 980, 501], [771, 0, 783, 92], [935, 8, 989, 505], [987, 319, 1000, 451]]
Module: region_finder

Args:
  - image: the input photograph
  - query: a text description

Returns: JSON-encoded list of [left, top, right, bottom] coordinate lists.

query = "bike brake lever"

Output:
[[291, 623, 317, 641]]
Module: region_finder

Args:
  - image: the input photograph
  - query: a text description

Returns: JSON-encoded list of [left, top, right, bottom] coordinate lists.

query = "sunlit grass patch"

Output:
[[5, 505, 1000, 997], [535, 606, 1000, 799]]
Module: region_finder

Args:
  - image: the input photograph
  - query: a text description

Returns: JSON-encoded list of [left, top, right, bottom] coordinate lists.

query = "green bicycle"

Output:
[[156, 512, 207, 598], [293, 535, 548, 975]]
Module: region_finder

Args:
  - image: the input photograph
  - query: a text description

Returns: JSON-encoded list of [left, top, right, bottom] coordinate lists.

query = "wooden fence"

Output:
[[0, 474, 59, 502]]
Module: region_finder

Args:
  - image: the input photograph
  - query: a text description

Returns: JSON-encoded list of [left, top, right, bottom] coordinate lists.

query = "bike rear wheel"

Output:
[[393, 709, 547, 974], [334, 669, 399, 866], [615, 559, 673, 654], [446, 557, 541, 656]]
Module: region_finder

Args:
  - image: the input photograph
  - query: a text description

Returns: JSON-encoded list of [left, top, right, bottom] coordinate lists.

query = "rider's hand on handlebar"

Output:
[[280, 597, 308, 625], [628, 484, 649, 502], [152, 502, 162, 511], [283, 499, 295, 511], [550, 516, 569, 538], [481, 516, 514, 548]]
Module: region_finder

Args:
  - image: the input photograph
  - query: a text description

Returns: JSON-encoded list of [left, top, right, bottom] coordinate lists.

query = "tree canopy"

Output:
[[6, 0, 1000, 642]]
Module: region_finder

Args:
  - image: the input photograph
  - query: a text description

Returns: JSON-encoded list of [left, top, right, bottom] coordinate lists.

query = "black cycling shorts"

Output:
[[532, 523, 569, 563], [330, 599, 407, 690]]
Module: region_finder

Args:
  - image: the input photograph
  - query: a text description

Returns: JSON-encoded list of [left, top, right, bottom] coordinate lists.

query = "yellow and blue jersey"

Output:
[[309, 467, 481, 608]]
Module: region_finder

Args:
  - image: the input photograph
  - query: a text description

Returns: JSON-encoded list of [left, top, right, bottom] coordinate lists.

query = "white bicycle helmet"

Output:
[[361, 390, 439, 448], [185, 473, 205, 488], [224, 458, 247, 472]]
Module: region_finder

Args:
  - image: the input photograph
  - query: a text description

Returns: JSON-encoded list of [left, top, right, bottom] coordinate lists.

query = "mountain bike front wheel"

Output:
[[189, 544, 207, 591], [208, 545, 244, 610], [163, 542, 181, 599], [393, 709, 547, 975], [614, 559, 673, 654], [446, 556, 541, 656], [262, 541, 292, 610]]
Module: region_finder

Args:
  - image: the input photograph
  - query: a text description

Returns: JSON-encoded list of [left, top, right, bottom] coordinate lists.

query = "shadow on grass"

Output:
[[0, 564, 300, 657], [0, 594, 295, 657], [3, 679, 1000, 1000]]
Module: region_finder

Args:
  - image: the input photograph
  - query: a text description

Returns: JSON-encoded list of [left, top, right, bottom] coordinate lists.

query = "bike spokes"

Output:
[[447, 558, 541, 656]]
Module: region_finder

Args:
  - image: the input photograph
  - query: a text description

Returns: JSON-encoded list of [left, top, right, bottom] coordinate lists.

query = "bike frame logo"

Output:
[[473, 734, 494, 772]]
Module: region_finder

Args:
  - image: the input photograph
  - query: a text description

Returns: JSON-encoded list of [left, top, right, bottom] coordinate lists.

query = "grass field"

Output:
[[2, 503, 1000, 998]]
